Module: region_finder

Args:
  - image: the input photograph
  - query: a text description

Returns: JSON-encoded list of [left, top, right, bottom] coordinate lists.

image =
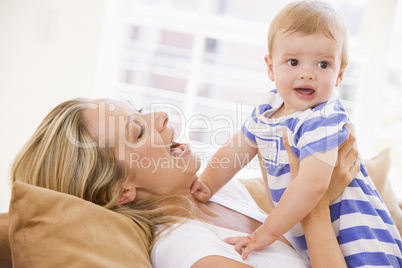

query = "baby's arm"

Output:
[[191, 130, 258, 202], [261, 147, 338, 238]]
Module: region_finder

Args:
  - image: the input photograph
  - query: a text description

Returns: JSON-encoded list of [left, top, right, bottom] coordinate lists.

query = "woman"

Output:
[[11, 98, 359, 267]]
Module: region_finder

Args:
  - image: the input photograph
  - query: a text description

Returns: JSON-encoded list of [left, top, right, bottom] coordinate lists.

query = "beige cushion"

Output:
[[8, 181, 152, 268], [0, 213, 12, 268], [239, 177, 272, 214]]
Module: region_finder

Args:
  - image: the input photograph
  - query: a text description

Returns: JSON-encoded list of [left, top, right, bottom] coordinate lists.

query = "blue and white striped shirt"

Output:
[[243, 89, 402, 267]]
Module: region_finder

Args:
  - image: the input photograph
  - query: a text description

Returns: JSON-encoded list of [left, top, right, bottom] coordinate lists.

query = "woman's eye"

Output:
[[138, 126, 144, 139], [287, 59, 298, 66], [318, 61, 329, 69], [128, 118, 144, 140]]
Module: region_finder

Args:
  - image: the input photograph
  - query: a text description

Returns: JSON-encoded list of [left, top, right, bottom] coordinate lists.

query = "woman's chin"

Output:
[[171, 146, 201, 174]]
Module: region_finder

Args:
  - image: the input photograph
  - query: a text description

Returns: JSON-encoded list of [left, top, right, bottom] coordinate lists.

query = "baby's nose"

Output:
[[299, 70, 315, 80]]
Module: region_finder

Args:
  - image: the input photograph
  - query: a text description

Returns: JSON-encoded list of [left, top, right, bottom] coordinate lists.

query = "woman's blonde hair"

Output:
[[10, 99, 194, 250], [268, 1, 349, 70]]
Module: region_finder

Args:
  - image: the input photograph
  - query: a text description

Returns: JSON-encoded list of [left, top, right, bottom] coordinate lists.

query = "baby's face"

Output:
[[265, 31, 345, 115]]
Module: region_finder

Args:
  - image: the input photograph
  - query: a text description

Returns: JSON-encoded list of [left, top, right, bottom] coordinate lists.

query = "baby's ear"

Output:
[[265, 55, 275, 81], [335, 68, 346, 87]]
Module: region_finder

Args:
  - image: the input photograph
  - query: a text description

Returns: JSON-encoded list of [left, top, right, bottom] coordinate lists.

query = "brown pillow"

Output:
[[8, 181, 152, 268], [239, 177, 271, 214], [0, 213, 12, 268]]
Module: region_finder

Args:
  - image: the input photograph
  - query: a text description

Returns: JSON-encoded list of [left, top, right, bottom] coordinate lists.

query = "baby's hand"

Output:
[[190, 179, 211, 203], [224, 228, 277, 259]]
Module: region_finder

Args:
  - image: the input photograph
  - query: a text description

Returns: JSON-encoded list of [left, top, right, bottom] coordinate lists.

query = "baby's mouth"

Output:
[[294, 87, 315, 95], [170, 142, 187, 157]]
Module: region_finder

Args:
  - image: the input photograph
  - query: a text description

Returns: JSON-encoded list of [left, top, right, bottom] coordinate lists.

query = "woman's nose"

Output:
[[153, 112, 169, 133]]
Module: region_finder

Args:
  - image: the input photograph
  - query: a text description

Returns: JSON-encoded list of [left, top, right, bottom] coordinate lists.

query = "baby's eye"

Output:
[[318, 61, 329, 69], [287, 59, 298, 66]]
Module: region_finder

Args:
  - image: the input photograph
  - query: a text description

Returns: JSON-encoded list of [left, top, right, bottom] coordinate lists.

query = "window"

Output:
[[95, 0, 402, 189]]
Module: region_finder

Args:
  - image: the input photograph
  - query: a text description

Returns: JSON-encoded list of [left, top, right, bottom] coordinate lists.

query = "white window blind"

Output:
[[95, 0, 402, 192]]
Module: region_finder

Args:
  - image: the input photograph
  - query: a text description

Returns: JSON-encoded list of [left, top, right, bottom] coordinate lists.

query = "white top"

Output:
[[150, 179, 310, 268]]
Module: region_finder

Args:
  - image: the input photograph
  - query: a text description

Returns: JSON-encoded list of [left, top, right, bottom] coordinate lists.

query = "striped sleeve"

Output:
[[294, 98, 349, 160], [242, 89, 278, 142]]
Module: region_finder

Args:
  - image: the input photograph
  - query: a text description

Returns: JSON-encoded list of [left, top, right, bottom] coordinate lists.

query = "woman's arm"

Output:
[[299, 203, 346, 267], [286, 123, 360, 268]]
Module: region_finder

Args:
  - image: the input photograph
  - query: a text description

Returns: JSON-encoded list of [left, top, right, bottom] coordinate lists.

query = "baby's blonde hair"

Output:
[[268, 1, 349, 70], [10, 98, 194, 250]]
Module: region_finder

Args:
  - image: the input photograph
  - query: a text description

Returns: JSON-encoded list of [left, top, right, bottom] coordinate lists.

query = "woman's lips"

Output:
[[170, 142, 191, 157], [294, 87, 316, 100]]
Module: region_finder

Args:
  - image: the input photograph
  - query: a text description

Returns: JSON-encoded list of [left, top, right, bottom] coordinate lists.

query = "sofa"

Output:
[[1, 149, 401, 268]]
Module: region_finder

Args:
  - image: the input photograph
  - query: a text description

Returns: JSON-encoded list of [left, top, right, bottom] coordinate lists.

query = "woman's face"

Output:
[[84, 98, 201, 200]]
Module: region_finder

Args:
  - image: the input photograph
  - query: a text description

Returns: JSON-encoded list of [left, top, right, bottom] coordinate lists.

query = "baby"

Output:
[[191, 1, 402, 267]]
